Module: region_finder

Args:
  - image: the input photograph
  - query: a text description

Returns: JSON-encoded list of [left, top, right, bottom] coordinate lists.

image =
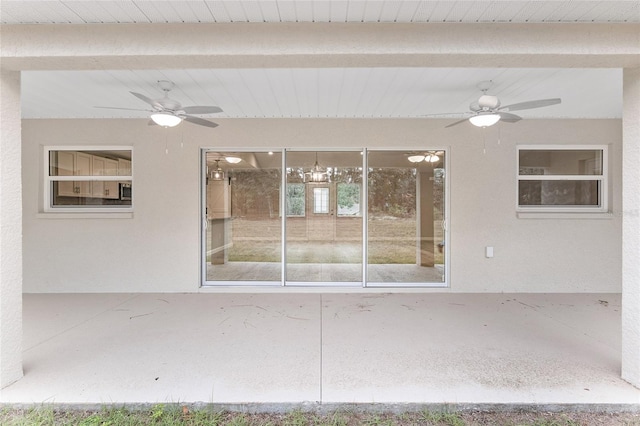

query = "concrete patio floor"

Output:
[[1, 293, 639, 406]]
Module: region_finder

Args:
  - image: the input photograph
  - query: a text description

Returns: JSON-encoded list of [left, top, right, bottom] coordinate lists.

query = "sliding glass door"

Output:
[[202, 149, 447, 287], [285, 151, 363, 285], [204, 150, 282, 284], [367, 150, 446, 285]]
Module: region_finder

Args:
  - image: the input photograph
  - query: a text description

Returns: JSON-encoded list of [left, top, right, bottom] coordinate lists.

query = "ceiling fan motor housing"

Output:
[[477, 95, 500, 110], [156, 98, 182, 112]]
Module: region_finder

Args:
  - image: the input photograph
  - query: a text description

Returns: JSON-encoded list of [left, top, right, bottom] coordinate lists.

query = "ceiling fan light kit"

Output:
[[425, 153, 440, 162], [407, 155, 426, 163], [225, 156, 242, 164], [407, 151, 443, 164], [150, 112, 182, 127], [469, 113, 501, 128]]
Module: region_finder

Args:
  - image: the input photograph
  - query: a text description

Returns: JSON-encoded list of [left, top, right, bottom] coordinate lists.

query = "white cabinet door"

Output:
[[117, 159, 131, 176], [92, 155, 106, 198], [56, 151, 92, 197], [56, 151, 76, 197], [76, 152, 93, 197], [104, 158, 119, 199]]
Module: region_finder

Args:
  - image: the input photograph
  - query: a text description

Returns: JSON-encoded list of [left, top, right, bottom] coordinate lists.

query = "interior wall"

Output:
[[21, 118, 621, 293]]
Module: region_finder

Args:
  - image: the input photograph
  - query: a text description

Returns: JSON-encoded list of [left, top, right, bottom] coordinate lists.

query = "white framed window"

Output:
[[286, 183, 305, 217], [517, 145, 607, 213], [337, 183, 361, 216], [44, 146, 133, 213]]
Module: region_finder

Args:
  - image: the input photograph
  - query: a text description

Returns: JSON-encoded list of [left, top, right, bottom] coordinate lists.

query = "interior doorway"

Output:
[[202, 149, 447, 287]]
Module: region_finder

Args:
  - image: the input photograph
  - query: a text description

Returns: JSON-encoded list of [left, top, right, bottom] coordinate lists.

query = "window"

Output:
[[286, 183, 305, 216], [517, 145, 607, 212], [45, 147, 133, 212], [313, 187, 329, 214], [337, 183, 361, 216]]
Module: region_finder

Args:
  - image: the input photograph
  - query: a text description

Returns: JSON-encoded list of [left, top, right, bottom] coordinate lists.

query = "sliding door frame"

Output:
[[200, 147, 449, 289]]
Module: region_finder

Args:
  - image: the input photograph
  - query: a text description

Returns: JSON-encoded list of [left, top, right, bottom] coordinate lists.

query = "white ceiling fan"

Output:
[[431, 81, 561, 128], [96, 80, 222, 128]]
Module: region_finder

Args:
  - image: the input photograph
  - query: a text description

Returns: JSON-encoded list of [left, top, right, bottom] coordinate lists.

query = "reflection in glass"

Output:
[[519, 149, 603, 176], [48, 149, 132, 208], [518, 180, 600, 206], [206, 151, 282, 282], [367, 151, 446, 284], [285, 151, 363, 283]]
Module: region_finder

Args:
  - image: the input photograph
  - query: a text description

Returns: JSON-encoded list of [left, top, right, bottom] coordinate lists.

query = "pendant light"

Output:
[[210, 160, 224, 181], [305, 152, 328, 183]]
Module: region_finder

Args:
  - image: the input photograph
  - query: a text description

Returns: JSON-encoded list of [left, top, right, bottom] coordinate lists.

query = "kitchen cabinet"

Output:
[[56, 151, 126, 199], [56, 151, 93, 197], [92, 156, 119, 199], [118, 159, 131, 176]]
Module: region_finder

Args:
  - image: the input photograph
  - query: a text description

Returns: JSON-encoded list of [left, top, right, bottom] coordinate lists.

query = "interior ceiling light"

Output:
[[210, 160, 224, 181], [225, 156, 242, 164], [408, 151, 442, 164], [468, 113, 501, 128], [305, 153, 328, 183], [424, 153, 440, 162], [150, 112, 182, 128]]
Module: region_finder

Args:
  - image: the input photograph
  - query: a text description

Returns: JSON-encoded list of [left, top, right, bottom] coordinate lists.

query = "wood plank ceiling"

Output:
[[3, 1, 633, 120]]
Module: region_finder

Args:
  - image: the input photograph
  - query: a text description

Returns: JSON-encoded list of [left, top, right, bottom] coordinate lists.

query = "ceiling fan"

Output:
[[432, 81, 561, 128], [96, 80, 222, 128]]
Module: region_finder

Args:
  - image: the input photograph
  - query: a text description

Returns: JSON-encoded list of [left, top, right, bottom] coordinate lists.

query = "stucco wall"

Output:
[[21, 118, 621, 293]]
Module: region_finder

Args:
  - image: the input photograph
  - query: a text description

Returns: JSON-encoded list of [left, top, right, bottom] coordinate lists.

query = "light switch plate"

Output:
[[486, 246, 494, 258]]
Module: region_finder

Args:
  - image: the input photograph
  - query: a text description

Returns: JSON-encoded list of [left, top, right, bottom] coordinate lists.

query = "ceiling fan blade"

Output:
[[183, 115, 219, 128], [445, 118, 469, 128], [500, 98, 561, 112], [94, 106, 153, 112], [182, 106, 223, 115], [498, 112, 522, 123], [130, 91, 161, 108]]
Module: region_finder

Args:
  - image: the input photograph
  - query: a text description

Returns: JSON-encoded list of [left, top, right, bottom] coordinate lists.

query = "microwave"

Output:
[[120, 183, 132, 201]]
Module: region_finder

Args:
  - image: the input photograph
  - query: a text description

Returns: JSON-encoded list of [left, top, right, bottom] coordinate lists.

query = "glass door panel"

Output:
[[285, 151, 363, 284], [367, 150, 446, 285], [205, 151, 282, 283]]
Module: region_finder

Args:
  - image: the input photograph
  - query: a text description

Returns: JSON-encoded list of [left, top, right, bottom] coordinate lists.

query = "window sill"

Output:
[[517, 211, 613, 220], [37, 212, 134, 219]]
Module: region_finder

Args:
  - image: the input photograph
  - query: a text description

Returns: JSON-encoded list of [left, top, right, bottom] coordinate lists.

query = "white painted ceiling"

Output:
[[6, 1, 631, 120], [22, 68, 622, 119]]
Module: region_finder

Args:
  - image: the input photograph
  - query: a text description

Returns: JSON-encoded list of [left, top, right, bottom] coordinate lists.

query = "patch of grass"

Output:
[[1, 407, 639, 426], [421, 410, 466, 426], [283, 409, 310, 426], [362, 413, 394, 426], [318, 411, 349, 426], [225, 413, 251, 426]]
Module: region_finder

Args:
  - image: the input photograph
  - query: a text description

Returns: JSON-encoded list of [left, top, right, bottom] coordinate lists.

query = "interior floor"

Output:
[[206, 262, 445, 283], [1, 293, 638, 405]]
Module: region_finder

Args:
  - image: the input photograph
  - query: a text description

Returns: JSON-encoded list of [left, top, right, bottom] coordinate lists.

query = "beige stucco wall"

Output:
[[21, 118, 621, 293]]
